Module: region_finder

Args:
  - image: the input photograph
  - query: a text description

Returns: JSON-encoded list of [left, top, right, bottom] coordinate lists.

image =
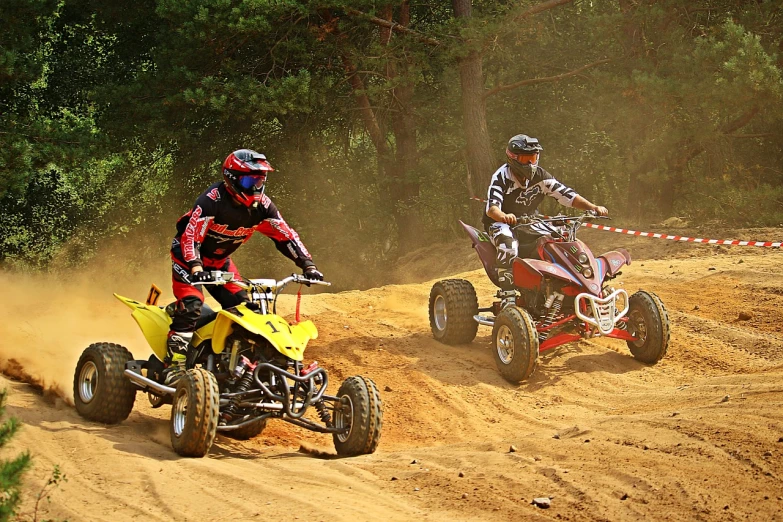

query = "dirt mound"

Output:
[[1, 232, 782, 521]]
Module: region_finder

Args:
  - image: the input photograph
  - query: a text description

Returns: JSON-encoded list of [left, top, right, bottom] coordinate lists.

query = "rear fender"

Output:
[[114, 294, 171, 361], [597, 249, 631, 279], [211, 304, 318, 362], [460, 220, 503, 288]]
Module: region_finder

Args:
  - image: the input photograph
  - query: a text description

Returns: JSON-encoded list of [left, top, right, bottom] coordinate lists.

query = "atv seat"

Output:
[[195, 302, 217, 329]]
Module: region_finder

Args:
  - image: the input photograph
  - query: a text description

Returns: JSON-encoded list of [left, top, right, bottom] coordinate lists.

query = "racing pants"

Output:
[[487, 222, 544, 267], [169, 254, 249, 333]]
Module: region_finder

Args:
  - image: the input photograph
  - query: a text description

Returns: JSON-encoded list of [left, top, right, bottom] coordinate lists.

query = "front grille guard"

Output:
[[574, 289, 629, 336]]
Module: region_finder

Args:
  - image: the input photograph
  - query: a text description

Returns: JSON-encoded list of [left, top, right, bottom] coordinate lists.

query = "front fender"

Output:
[[211, 304, 318, 362], [513, 258, 581, 288], [597, 249, 631, 279]]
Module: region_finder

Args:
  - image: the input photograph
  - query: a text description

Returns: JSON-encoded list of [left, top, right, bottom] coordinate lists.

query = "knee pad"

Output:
[[170, 296, 204, 331], [489, 226, 518, 266], [496, 240, 518, 266]]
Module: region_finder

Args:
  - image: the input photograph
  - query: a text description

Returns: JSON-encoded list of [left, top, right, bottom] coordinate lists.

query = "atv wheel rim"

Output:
[[433, 295, 447, 331], [334, 396, 355, 443], [78, 361, 98, 404], [496, 325, 514, 364], [172, 391, 188, 438], [628, 309, 647, 347]]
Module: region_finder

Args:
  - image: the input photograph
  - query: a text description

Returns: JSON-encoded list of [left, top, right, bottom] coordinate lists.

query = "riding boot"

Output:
[[163, 331, 192, 385]]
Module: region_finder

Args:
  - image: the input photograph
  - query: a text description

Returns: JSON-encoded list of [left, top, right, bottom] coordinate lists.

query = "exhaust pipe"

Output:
[[124, 369, 176, 396]]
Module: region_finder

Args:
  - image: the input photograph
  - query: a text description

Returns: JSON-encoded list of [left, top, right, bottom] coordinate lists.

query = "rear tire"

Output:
[[333, 376, 383, 456], [429, 279, 479, 345], [223, 419, 267, 441], [170, 369, 219, 457], [73, 343, 136, 424], [492, 306, 539, 383], [626, 291, 670, 364]]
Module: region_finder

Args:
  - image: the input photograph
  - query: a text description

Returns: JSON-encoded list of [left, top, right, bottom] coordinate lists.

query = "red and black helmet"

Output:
[[222, 149, 275, 207]]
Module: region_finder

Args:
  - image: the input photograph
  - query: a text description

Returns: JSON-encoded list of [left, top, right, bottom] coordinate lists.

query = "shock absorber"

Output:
[[315, 399, 332, 426], [538, 292, 564, 342], [224, 356, 257, 419]]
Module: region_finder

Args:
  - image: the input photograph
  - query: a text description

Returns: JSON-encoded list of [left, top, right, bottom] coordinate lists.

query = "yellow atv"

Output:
[[72, 272, 382, 458]]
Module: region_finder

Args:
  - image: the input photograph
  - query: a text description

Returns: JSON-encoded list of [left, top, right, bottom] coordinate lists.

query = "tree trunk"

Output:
[[452, 0, 496, 201], [382, 2, 422, 246]]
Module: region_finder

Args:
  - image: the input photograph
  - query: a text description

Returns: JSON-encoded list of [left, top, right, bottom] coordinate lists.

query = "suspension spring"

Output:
[[315, 399, 332, 426], [538, 293, 564, 342], [225, 372, 255, 418]]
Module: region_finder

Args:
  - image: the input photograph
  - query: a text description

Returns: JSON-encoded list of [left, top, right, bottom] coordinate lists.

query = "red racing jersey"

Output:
[[172, 181, 313, 270]]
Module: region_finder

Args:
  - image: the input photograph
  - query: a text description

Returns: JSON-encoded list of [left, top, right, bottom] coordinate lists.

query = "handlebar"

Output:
[[515, 210, 609, 224], [510, 211, 609, 240], [194, 272, 331, 290]]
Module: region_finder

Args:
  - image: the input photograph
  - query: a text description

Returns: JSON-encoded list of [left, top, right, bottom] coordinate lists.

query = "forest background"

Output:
[[2, 0, 781, 289]]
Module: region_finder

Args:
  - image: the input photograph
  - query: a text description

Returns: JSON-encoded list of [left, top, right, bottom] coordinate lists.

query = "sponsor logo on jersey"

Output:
[[209, 223, 255, 238], [207, 188, 220, 201], [182, 205, 203, 262], [515, 185, 542, 206]]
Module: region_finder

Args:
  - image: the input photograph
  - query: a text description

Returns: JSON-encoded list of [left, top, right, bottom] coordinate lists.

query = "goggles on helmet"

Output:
[[508, 151, 540, 165], [238, 174, 266, 190]]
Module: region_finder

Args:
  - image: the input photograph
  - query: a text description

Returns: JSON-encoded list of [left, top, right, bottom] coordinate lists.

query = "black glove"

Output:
[[190, 270, 213, 284], [303, 265, 324, 281]]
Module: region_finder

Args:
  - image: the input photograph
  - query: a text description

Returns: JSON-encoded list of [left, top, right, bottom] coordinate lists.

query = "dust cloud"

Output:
[[0, 261, 171, 404]]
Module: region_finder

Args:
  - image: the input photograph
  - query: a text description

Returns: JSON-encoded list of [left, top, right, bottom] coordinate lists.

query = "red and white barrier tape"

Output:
[[468, 197, 781, 248], [582, 223, 782, 248]]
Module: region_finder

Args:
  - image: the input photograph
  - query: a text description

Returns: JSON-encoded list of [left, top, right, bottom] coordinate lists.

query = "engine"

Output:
[[216, 329, 290, 422]]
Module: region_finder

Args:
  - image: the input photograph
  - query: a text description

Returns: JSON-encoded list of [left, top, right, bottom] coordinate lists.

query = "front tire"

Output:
[[170, 368, 219, 457], [626, 291, 670, 364], [333, 376, 383, 456], [429, 279, 479, 345], [73, 343, 136, 424], [492, 306, 539, 383]]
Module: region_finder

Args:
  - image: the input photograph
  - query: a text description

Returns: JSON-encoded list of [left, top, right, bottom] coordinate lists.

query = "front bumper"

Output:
[[574, 288, 629, 336]]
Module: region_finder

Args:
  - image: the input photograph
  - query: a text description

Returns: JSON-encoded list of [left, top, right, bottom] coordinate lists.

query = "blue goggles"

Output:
[[238, 175, 266, 190]]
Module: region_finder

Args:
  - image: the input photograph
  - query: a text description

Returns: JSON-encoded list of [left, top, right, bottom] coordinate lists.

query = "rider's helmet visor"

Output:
[[511, 152, 539, 165], [238, 174, 266, 190]]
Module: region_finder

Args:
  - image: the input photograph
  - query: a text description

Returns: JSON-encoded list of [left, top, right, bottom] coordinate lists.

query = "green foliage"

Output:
[[0, 390, 31, 521], [1, 0, 782, 277], [24, 464, 67, 522]]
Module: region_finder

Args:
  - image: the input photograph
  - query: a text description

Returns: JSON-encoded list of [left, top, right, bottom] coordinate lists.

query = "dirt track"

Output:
[[1, 228, 782, 521]]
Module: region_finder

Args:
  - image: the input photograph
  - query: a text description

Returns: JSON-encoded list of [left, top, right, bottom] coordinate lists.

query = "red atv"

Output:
[[428, 212, 670, 383]]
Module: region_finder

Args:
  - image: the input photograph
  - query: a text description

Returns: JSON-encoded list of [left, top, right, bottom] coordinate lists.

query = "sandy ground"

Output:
[[1, 226, 782, 521]]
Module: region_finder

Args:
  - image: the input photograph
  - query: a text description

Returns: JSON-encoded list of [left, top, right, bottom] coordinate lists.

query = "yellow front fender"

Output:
[[114, 293, 171, 361], [211, 304, 318, 361]]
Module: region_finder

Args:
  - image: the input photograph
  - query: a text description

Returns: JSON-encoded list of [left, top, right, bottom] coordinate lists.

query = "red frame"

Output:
[[536, 317, 638, 352]]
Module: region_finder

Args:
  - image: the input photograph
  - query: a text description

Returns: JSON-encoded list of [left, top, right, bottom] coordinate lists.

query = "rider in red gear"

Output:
[[164, 149, 323, 383]]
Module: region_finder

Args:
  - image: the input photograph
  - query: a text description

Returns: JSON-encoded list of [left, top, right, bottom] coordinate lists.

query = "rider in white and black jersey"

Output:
[[484, 134, 608, 266]]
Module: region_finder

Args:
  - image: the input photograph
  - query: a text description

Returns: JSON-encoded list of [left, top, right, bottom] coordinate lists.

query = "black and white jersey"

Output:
[[482, 164, 578, 229]]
